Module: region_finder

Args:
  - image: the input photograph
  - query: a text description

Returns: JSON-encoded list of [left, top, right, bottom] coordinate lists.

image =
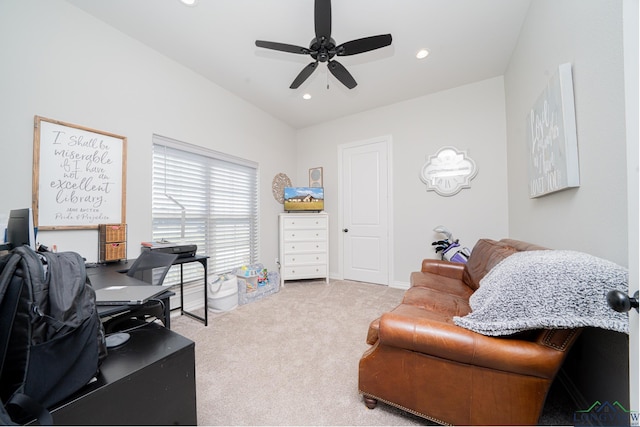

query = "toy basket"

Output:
[[232, 263, 280, 305]]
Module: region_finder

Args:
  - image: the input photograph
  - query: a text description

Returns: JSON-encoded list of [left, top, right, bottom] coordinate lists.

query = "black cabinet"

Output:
[[30, 324, 197, 425]]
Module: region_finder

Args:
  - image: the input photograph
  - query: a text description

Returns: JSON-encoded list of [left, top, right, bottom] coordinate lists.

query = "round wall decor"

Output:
[[271, 173, 292, 204], [420, 146, 478, 197]]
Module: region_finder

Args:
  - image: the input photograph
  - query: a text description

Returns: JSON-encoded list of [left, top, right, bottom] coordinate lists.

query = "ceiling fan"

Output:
[[255, 0, 392, 90]]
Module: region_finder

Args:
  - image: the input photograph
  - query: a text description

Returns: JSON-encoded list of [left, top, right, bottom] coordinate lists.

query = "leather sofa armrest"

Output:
[[378, 309, 569, 379], [366, 317, 381, 345], [420, 259, 465, 280]]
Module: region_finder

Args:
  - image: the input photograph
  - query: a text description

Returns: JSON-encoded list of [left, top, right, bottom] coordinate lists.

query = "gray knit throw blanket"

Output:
[[454, 250, 629, 336]]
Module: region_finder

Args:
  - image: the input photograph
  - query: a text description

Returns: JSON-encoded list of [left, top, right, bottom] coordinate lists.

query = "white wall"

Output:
[[296, 77, 510, 287], [504, 0, 628, 266], [504, 0, 632, 407], [0, 0, 296, 270], [1, 0, 635, 409]]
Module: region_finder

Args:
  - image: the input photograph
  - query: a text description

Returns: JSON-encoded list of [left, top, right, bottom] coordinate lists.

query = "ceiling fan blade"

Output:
[[337, 34, 392, 56], [314, 0, 332, 40], [290, 62, 318, 89], [328, 60, 357, 89], [256, 40, 309, 55]]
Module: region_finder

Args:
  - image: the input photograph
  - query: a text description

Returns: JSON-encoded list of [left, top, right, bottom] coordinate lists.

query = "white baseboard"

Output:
[[330, 272, 409, 289], [390, 280, 410, 290], [329, 272, 343, 281]]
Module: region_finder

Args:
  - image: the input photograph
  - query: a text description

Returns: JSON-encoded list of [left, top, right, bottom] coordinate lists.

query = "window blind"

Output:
[[151, 136, 259, 300]]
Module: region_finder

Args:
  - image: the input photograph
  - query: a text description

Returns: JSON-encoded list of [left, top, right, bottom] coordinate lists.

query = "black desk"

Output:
[[27, 324, 197, 425], [86, 262, 175, 329], [88, 254, 209, 326]]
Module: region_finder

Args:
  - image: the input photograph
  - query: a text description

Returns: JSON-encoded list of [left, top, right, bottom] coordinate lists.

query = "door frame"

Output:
[[623, 0, 638, 410], [337, 135, 394, 286]]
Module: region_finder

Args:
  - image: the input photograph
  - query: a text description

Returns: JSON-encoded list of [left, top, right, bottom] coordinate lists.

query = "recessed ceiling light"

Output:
[[179, 0, 197, 6], [303, 93, 312, 100], [416, 49, 430, 59]]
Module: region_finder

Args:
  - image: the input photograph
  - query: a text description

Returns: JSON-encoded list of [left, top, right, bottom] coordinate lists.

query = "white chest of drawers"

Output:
[[278, 213, 329, 286]]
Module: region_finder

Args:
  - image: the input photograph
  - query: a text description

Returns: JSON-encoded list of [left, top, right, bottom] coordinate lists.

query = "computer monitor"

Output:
[[6, 208, 36, 250]]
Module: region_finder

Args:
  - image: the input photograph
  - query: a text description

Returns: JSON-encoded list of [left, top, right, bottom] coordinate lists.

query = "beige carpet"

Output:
[[170, 279, 574, 426], [171, 279, 425, 426]]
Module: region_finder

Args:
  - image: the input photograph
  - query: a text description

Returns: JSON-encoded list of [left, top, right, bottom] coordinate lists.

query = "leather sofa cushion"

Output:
[[410, 271, 473, 299], [499, 238, 548, 252], [462, 239, 519, 290], [402, 286, 471, 317], [419, 259, 466, 280]]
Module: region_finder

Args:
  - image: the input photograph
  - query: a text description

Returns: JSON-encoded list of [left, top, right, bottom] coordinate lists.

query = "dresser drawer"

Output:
[[282, 216, 328, 229], [284, 253, 327, 266], [283, 229, 327, 242], [283, 241, 327, 254], [282, 264, 327, 278]]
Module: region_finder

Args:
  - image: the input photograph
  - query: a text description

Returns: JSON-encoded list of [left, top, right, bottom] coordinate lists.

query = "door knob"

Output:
[[607, 290, 639, 313], [342, 228, 349, 233]]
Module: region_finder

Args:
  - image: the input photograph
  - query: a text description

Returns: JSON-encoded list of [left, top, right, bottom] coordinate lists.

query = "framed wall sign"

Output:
[[32, 116, 127, 230], [420, 146, 478, 197], [526, 63, 580, 198], [309, 167, 323, 187]]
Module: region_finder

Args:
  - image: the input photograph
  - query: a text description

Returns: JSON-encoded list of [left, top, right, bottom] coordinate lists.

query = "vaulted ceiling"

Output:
[[66, 0, 531, 129]]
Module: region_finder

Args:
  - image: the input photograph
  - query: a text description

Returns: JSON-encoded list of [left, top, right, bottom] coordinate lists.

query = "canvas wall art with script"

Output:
[[33, 116, 127, 229], [526, 63, 580, 198]]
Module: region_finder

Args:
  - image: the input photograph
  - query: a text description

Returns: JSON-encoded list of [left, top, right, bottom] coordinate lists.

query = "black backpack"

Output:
[[0, 246, 107, 425]]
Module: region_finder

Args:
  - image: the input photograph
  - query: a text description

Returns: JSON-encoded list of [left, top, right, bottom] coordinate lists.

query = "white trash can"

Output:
[[207, 274, 238, 313]]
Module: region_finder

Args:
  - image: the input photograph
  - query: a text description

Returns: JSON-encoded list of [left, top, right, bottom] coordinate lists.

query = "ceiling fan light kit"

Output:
[[255, 0, 392, 90]]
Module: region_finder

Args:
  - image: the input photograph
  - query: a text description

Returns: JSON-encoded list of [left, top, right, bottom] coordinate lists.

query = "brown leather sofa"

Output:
[[358, 238, 581, 425]]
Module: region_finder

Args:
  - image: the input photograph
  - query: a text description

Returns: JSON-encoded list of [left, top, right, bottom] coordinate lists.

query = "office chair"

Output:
[[126, 250, 178, 285], [103, 251, 178, 337]]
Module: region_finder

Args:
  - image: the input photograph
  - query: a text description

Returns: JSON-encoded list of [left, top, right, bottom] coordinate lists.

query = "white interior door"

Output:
[[339, 137, 390, 285]]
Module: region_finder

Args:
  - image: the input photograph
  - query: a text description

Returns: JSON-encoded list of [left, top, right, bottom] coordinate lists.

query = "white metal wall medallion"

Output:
[[420, 146, 478, 196]]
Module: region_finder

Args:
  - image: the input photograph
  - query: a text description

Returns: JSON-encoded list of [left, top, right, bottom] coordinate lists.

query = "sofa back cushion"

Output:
[[498, 238, 548, 252], [462, 239, 518, 290], [462, 238, 549, 290]]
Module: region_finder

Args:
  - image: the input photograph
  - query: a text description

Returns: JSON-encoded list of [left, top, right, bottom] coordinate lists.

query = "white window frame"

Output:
[[151, 135, 259, 308]]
